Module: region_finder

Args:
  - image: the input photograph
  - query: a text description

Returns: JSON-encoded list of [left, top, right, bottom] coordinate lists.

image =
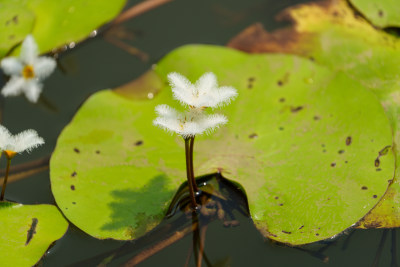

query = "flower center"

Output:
[[22, 65, 35, 79], [4, 150, 17, 159]]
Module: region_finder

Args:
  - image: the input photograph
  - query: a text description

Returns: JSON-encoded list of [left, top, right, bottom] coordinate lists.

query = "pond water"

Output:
[[1, 0, 398, 266]]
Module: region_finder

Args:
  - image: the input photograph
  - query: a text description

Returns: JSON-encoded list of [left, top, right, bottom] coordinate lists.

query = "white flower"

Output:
[[0, 35, 56, 103], [168, 72, 237, 109], [0, 125, 44, 158], [153, 104, 227, 138]]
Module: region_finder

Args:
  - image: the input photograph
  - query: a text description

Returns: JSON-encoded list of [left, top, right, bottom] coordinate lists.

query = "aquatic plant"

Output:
[[0, 35, 56, 103], [0, 125, 44, 200], [154, 72, 237, 208]]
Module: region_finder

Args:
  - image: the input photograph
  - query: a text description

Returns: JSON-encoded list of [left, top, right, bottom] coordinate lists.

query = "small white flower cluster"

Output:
[[153, 72, 237, 138], [0, 125, 44, 158], [0, 35, 56, 103]]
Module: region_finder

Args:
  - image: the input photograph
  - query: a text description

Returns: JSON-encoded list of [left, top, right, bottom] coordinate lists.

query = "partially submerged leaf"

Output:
[[0, 0, 126, 58], [349, 0, 400, 28], [0, 202, 68, 267], [50, 45, 394, 245], [228, 0, 400, 229]]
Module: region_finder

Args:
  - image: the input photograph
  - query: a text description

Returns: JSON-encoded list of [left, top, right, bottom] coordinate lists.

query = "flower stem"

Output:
[[0, 158, 12, 201], [185, 138, 197, 208], [189, 137, 199, 192]]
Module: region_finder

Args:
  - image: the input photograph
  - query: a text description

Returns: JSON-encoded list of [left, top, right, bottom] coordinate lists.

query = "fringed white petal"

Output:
[[168, 72, 192, 93], [20, 35, 38, 65], [0, 125, 12, 151], [33, 57, 56, 79], [0, 126, 44, 153], [154, 104, 228, 138], [1, 77, 25, 97], [155, 104, 178, 118], [1, 58, 23, 76], [167, 72, 237, 108], [23, 80, 42, 103], [198, 113, 227, 135], [12, 129, 45, 153], [210, 86, 238, 107], [195, 72, 217, 95], [168, 72, 195, 106]]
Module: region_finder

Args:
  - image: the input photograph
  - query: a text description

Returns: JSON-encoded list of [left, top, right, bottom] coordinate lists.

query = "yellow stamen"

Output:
[[4, 150, 17, 159], [22, 65, 35, 79]]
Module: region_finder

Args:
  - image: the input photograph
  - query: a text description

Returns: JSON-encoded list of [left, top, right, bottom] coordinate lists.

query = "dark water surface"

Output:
[[1, 0, 398, 266]]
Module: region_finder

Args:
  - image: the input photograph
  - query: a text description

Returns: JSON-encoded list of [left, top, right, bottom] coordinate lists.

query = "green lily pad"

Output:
[[0, 0, 126, 58], [0, 202, 68, 267], [0, 3, 34, 57], [50, 45, 394, 245], [350, 0, 400, 28], [228, 0, 400, 229]]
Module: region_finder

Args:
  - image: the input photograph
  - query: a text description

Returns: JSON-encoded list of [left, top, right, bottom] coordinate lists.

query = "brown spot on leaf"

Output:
[[378, 10, 384, 17], [279, 127, 284, 131], [282, 230, 291, 234], [346, 136, 352, 146], [299, 225, 304, 229], [73, 148, 80, 153], [72, 202, 76, 205], [379, 145, 391, 156], [279, 97, 285, 102], [331, 163, 336, 167], [248, 133, 258, 139], [373, 195, 377, 198], [338, 150, 345, 154], [248, 77, 255, 82], [316, 233, 320, 236], [278, 203, 284, 206], [374, 158, 380, 167], [376, 168, 382, 172], [274, 196, 279, 200], [313, 115, 320, 120], [95, 150, 100, 154], [135, 140, 143, 146], [70, 185, 75, 191], [361, 186, 368, 190], [71, 171, 77, 177], [277, 80, 283, 86], [290, 106, 303, 113]]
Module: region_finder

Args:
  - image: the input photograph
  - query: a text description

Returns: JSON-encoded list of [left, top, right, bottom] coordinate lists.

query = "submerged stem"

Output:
[[0, 158, 12, 201], [185, 138, 197, 208]]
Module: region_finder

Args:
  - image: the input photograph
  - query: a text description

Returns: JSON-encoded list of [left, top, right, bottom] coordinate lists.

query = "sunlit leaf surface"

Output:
[[50, 45, 394, 244], [0, 0, 126, 58], [0, 202, 68, 267], [228, 0, 400, 230]]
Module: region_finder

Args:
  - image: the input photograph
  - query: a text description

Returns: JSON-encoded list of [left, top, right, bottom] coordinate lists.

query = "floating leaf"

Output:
[[0, 3, 34, 57], [349, 0, 400, 28], [0, 202, 68, 267], [50, 45, 394, 245], [0, 0, 126, 58], [228, 0, 400, 229]]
